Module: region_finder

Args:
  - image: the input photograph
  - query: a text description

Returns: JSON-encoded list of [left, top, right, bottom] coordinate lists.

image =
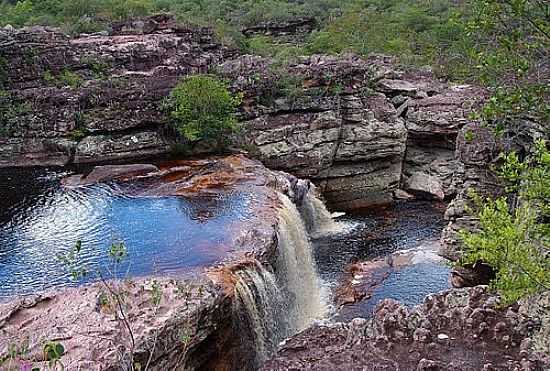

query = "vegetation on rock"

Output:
[[457, 0, 549, 305], [166, 75, 241, 148], [460, 140, 550, 305], [0, 0, 548, 307]]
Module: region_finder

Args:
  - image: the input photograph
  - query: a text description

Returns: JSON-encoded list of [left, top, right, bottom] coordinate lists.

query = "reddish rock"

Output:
[[262, 287, 549, 370]]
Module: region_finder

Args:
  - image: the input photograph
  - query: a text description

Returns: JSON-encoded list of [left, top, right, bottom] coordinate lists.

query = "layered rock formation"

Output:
[[241, 17, 316, 41], [1, 16, 487, 210], [0, 14, 231, 167], [222, 55, 485, 209], [263, 286, 550, 370]]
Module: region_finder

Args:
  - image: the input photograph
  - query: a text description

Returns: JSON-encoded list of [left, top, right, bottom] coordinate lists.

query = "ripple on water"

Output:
[[313, 200, 451, 319], [0, 168, 254, 298]]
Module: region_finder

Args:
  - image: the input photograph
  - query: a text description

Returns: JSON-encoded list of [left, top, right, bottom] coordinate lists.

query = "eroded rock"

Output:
[[263, 287, 549, 370], [0, 155, 314, 371]]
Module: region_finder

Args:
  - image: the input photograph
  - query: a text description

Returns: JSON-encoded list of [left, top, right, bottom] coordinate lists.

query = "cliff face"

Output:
[[221, 54, 485, 209], [0, 15, 486, 210], [0, 15, 231, 167]]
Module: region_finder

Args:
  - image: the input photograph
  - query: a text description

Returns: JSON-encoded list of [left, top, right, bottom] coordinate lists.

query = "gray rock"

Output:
[[406, 172, 445, 200], [74, 131, 171, 164]]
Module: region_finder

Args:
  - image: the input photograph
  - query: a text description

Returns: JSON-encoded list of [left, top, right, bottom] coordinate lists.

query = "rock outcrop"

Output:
[[1, 16, 487, 210], [222, 54, 485, 209], [241, 17, 316, 41], [263, 286, 550, 370], [439, 122, 506, 261], [0, 155, 314, 371], [438, 121, 547, 291], [0, 14, 231, 167]]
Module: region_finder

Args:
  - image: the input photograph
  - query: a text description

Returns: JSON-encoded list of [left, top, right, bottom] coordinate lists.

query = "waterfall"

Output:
[[276, 193, 327, 331], [231, 192, 327, 368], [233, 261, 286, 364], [300, 185, 342, 237]]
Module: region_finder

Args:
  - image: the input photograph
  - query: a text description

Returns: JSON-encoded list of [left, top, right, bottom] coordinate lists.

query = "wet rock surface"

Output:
[[262, 286, 549, 370], [0, 155, 313, 370]]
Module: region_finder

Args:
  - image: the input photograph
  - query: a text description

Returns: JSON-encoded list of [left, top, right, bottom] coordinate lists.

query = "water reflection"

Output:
[[0, 168, 253, 298], [314, 201, 448, 283], [313, 201, 451, 317]]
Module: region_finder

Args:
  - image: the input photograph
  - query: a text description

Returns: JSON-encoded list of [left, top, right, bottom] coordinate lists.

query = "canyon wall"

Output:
[[0, 15, 487, 211]]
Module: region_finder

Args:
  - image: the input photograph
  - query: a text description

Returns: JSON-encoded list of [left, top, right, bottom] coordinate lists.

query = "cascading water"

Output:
[[276, 193, 327, 331], [233, 260, 286, 364], [231, 192, 328, 368], [300, 185, 342, 237]]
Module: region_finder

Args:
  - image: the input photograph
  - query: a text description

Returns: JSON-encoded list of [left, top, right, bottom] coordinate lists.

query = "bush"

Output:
[[459, 140, 550, 305], [166, 75, 241, 148]]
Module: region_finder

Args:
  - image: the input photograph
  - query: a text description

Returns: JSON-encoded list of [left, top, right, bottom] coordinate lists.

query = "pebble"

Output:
[[437, 333, 449, 340]]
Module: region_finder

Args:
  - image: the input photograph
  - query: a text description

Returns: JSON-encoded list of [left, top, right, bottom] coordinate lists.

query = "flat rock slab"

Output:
[[63, 164, 160, 185], [0, 154, 311, 371]]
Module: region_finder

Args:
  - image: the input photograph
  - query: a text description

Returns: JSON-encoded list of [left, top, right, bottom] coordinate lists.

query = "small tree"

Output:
[[167, 75, 241, 149], [459, 140, 550, 305]]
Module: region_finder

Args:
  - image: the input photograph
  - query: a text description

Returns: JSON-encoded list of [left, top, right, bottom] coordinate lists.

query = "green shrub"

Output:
[[68, 128, 88, 141], [166, 75, 241, 148], [58, 70, 83, 88], [44, 69, 83, 88], [459, 140, 550, 305]]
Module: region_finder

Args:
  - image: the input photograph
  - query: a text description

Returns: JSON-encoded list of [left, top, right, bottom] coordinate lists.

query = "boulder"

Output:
[[406, 172, 445, 200]]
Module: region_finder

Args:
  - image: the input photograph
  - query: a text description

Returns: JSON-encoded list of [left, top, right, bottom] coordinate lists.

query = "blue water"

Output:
[[0, 168, 252, 297], [313, 201, 451, 320]]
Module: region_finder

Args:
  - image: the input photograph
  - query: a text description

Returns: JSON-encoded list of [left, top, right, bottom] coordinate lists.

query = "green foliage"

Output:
[[0, 0, 343, 35], [498, 140, 550, 219], [57, 240, 89, 280], [150, 279, 162, 306], [43, 341, 65, 368], [306, 1, 460, 67], [109, 241, 128, 264], [68, 128, 89, 141], [460, 140, 550, 305], [245, 35, 304, 60], [166, 75, 241, 147], [44, 69, 83, 88], [88, 59, 111, 79], [0, 339, 31, 368], [473, 85, 550, 134], [461, 0, 548, 135], [0, 95, 31, 137], [464, 129, 474, 143], [260, 67, 305, 107]]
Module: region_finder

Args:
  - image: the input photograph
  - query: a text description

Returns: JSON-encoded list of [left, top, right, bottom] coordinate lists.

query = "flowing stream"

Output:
[[0, 167, 451, 370], [231, 192, 329, 366]]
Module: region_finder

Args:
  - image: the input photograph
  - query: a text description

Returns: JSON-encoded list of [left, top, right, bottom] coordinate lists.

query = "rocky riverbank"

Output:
[[263, 286, 550, 370], [0, 155, 324, 370], [1, 14, 547, 371]]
